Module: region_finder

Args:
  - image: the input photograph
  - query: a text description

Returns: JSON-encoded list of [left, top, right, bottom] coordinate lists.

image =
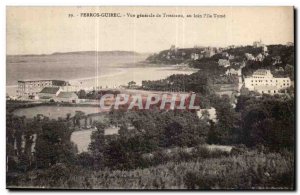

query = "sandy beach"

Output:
[[6, 53, 197, 96], [7, 66, 197, 96]]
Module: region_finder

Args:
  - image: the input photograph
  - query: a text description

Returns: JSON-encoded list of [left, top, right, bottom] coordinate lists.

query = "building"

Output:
[[197, 108, 217, 122], [253, 85, 280, 95], [55, 92, 79, 103], [244, 69, 291, 94], [245, 53, 255, 61], [191, 53, 199, 60], [253, 40, 264, 48], [272, 56, 282, 65], [286, 42, 294, 46], [228, 55, 235, 60], [222, 52, 229, 57], [255, 53, 264, 62], [218, 59, 230, 67], [38, 87, 61, 100], [17, 79, 68, 97], [225, 68, 241, 76], [204, 47, 215, 58], [262, 45, 268, 53]]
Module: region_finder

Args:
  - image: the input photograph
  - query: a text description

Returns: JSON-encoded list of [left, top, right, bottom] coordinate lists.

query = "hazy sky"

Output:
[[7, 6, 294, 55]]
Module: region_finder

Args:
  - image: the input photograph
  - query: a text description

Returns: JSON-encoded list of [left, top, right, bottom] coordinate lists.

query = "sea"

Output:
[[6, 52, 197, 96]]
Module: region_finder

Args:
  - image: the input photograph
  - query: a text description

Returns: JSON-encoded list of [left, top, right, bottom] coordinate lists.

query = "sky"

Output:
[[7, 6, 294, 55]]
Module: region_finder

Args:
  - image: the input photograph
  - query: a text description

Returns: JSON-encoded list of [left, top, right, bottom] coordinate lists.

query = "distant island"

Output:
[[7, 50, 141, 57]]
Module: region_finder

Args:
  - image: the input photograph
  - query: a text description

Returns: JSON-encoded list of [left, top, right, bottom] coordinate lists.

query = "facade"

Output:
[[204, 47, 215, 58], [255, 53, 264, 61], [244, 69, 291, 94], [218, 59, 230, 67], [245, 53, 255, 61], [197, 108, 217, 122], [55, 92, 79, 103], [262, 45, 268, 53], [225, 68, 241, 76], [17, 79, 68, 97], [191, 53, 199, 60], [253, 40, 264, 48]]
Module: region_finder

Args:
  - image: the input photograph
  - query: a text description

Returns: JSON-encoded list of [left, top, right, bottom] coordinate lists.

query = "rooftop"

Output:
[[253, 69, 271, 76], [18, 79, 69, 86], [40, 87, 60, 94], [57, 92, 78, 98]]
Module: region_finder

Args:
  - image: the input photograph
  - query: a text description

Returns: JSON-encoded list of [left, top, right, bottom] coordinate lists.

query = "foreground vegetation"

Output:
[[8, 148, 293, 189], [6, 93, 295, 189]]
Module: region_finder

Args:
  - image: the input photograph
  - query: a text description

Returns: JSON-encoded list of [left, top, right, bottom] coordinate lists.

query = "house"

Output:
[[244, 69, 291, 95], [55, 92, 79, 103], [253, 40, 264, 48], [262, 45, 268, 53], [225, 68, 241, 76], [222, 52, 229, 57], [245, 53, 255, 61], [197, 108, 217, 122], [38, 87, 61, 100], [191, 53, 199, 60], [272, 56, 282, 65], [255, 53, 264, 61], [228, 55, 235, 60], [218, 59, 230, 67], [204, 47, 215, 58]]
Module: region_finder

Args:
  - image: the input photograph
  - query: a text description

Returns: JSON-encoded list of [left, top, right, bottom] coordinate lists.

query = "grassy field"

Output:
[[71, 127, 119, 153]]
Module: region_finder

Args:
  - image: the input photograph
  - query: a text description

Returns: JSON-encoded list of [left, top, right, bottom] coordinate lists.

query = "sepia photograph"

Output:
[[6, 6, 295, 190]]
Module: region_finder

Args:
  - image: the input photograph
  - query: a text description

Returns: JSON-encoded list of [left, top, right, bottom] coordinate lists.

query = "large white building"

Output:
[[17, 80, 69, 97], [244, 69, 291, 94]]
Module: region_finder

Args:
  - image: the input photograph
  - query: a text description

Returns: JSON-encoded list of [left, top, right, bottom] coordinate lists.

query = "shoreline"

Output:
[[6, 65, 198, 96]]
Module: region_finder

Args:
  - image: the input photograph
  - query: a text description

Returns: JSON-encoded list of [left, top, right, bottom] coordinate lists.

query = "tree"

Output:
[[214, 95, 239, 144], [128, 81, 137, 88], [164, 121, 184, 147], [74, 111, 85, 127], [285, 64, 294, 80], [66, 113, 71, 120], [35, 120, 76, 168], [78, 89, 87, 99], [239, 95, 294, 151], [207, 121, 219, 144], [88, 122, 106, 169]]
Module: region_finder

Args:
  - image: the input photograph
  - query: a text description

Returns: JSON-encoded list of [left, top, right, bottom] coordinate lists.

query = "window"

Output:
[[274, 90, 276, 93], [268, 90, 271, 93]]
